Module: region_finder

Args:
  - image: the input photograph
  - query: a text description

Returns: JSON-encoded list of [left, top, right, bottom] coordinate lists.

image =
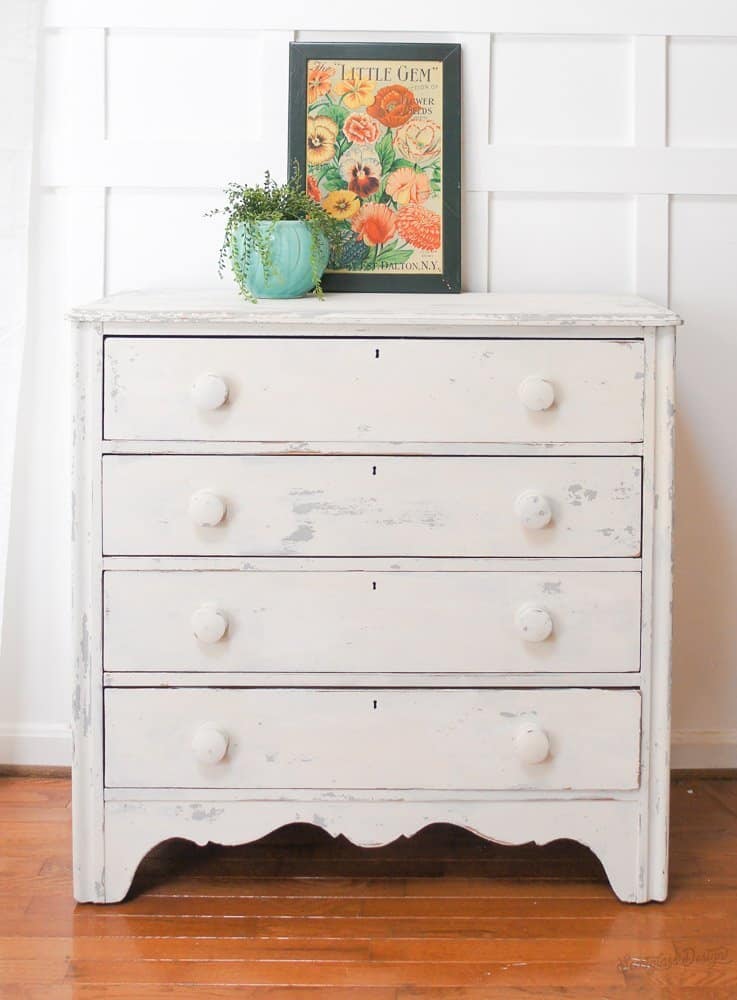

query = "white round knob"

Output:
[[191, 373, 229, 411], [515, 604, 553, 643], [514, 723, 550, 765], [514, 490, 553, 530], [519, 375, 555, 411], [188, 489, 226, 527], [191, 605, 228, 644], [191, 723, 229, 764]]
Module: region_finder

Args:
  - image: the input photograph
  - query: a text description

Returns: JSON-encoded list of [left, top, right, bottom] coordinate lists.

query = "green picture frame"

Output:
[[288, 42, 461, 293]]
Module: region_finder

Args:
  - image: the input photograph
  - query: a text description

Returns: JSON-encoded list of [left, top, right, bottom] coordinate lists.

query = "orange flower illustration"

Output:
[[306, 115, 338, 165], [306, 174, 321, 203], [334, 77, 376, 110], [396, 203, 441, 250], [367, 84, 419, 128], [352, 203, 397, 246], [340, 151, 382, 198], [385, 167, 431, 206], [394, 119, 442, 164], [307, 63, 334, 104], [342, 112, 382, 145]]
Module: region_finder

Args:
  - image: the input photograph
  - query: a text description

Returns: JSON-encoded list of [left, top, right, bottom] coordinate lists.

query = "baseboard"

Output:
[[671, 729, 737, 769], [1, 724, 736, 770], [0, 723, 72, 766]]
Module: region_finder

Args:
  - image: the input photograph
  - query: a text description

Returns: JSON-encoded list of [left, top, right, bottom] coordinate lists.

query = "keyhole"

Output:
[[372, 581, 377, 591], [375, 348, 380, 359], [372, 465, 377, 476], [373, 700, 378, 710]]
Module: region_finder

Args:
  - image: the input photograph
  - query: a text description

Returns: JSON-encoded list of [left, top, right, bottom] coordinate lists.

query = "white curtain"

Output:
[[0, 0, 42, 647]]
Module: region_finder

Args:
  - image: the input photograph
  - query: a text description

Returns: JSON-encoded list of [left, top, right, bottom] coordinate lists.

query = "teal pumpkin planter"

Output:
[[230, 220, 329, 299]]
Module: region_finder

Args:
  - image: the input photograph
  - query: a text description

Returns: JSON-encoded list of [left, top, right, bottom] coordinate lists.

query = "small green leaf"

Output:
[[375, 130, 396, 175], [375, 243, 414, 267], [390, 158, 415, 171], [319, 103, 349, 129], [335, 133, 353, 160], [429, 159, 442, 194], [320, 165, 345, 192]]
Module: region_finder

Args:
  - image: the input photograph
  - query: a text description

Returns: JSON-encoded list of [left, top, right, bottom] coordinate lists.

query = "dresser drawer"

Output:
[[103, 455, 641, 557], [104, 570, 641, 674], [103, 337, 644, 443], [104, 687, 641, 791]]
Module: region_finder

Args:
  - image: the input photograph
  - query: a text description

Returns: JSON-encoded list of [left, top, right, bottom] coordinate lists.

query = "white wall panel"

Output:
[[0, 188, 73, 764], [106, 30, 261, 141], [669, 195, 737, 741], [4, 5, 737, 767], [668, 38, 737, 147], [105, 188, 224, 292], [491, 35, 632, 145], [489, 194, 634, 293]]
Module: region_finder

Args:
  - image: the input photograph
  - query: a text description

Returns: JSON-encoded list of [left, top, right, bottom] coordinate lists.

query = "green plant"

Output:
[[208, 165, 342, 301]]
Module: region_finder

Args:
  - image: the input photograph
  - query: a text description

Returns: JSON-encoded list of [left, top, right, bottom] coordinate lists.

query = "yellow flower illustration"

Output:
[[322, 189, 361, 221], [306, 115, 338, 165], [334, 77, 376, 110]]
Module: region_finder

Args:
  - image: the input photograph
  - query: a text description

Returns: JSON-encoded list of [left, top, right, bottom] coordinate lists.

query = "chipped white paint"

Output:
[[104, 688, 641, 792], [103, 569, 642, 676], [104, 336, 646, 444], [71, 292, 679, 904], [102, 797, 645, 906], [69, 290, 681, 328], [102, 455, 643, 558]]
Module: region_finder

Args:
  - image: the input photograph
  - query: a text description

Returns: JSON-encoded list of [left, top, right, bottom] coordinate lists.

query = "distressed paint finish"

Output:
[[101, 454, 643, 558], [103, 570, 642, 675], [71, 321, 105, 903], [71, 293, 679, 905], [104, 337, 646, 443], [104, 688, 641, 792], [102, 797, 644, 905], [68, 289, 681, 328]]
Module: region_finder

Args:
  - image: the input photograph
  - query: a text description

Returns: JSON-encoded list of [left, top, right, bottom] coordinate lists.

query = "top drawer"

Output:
[[103, 337, 644, 443]]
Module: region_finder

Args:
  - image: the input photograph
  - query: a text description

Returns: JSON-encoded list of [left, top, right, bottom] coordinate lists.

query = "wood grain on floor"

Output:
[[1, 775, 736, 998]]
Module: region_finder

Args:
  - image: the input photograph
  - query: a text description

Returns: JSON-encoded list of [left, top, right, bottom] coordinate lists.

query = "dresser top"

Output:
[[69, 290, 681, 328]]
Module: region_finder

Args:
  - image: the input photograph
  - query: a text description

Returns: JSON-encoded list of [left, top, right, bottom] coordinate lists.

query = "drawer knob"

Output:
[[514, 490, 553, 530], [188, 489, 226, 527], [519, 375, 555, 411], [192, 723, 229, 764], [515, 604, 553, 642], [514, 723, 550, 765], [191, 605, 228, 644], [191, 373, 229, 411]]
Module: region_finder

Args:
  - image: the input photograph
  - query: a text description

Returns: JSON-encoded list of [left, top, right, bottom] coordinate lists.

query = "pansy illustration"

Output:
[[340, 152, 382, 197]]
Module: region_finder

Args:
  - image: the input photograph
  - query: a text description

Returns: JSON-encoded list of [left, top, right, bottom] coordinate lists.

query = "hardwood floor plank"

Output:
[[2, 776, 736, 998]]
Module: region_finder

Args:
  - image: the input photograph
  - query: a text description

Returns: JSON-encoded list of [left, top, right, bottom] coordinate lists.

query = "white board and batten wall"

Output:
[[1, 1, 736, 766]]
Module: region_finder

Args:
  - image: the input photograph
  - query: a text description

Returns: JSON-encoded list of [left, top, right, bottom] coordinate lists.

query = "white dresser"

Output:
[[70, 291, 680, 903]]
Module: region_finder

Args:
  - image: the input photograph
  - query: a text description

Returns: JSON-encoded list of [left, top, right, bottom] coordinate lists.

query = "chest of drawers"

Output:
[[70, 291, 680, 903]]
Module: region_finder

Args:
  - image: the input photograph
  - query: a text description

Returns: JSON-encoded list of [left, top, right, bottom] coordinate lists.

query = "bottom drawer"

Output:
[[105, 688, 640, 792]]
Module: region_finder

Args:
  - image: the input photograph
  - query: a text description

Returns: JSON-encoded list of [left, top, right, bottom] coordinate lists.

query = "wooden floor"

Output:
[[1, 776, 737, 998]]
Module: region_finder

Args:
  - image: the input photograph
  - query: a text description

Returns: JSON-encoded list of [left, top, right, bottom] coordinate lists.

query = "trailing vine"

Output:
[[208, 164, 343, 302]]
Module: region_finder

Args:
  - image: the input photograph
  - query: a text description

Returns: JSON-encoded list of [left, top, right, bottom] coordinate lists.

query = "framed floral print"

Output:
[[288, 42, 461, 293]]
